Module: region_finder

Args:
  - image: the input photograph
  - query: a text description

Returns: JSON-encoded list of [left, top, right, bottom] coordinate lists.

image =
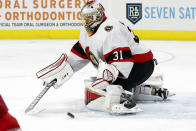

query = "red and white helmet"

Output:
[[81, 0, 105, 32]]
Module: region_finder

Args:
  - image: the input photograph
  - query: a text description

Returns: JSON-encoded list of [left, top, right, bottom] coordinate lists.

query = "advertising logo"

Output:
[[126, 3, 142, 24]]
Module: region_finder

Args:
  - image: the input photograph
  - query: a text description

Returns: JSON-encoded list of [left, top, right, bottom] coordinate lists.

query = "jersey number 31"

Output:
[[113, 51, 123, 61]]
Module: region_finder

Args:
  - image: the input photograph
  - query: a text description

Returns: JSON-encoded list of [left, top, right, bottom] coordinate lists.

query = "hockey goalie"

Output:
[[36, 0, 174, 114]]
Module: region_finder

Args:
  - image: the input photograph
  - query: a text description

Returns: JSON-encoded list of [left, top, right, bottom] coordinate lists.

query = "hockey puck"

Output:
[[67, 112, 75, 119]]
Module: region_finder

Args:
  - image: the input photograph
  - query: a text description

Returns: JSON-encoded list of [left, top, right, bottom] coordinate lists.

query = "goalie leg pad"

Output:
[[84, 87, 106, 112], [84, 79, 141, 114], [84, 78, 122, 109], [105, 85, 142, 114], [84, 85, 124, 112], [104, 85, 124, 111], [84, 78, 106, 111]]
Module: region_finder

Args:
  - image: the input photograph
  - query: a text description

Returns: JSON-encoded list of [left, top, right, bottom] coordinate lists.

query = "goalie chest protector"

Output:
[[71, 18, 153, 78]]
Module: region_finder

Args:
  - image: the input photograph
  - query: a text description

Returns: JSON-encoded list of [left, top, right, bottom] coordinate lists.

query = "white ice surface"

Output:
[[0, 40, 196, 131]]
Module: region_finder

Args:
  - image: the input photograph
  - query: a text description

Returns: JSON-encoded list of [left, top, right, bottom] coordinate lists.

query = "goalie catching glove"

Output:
[[91, 59, 119, 89], [36, 54, 74, 89]]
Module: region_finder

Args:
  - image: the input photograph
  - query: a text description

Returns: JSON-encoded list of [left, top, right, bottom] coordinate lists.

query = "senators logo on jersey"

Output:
[[85, 47, 99, 68], [89, 51, 99, 68]]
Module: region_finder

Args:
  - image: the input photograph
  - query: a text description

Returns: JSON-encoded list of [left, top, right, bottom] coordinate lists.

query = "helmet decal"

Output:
[[81, 0, 105, 35]]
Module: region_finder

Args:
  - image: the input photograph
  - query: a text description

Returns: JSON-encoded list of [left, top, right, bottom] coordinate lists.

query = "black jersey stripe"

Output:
[[104, 47, 133, 63], [71, 41, 88, 59]]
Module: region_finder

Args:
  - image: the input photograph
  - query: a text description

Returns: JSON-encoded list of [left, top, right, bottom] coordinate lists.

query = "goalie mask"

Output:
[[81, 1, 105, 35]]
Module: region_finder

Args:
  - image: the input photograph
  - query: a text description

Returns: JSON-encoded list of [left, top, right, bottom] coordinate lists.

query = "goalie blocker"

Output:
[[36, 54, 74, 89]]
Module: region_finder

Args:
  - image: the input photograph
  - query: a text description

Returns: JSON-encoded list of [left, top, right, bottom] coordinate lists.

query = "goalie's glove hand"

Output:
[[36, 54, 74, 89], [92, 59, 119, 89]]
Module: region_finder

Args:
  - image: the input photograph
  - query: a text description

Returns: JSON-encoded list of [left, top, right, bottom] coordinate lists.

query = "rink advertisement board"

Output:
[[108, 0, 196, 40], [0, 0, 89, 30], [110, 0, 196, 31], [0, 0, 196, 40]]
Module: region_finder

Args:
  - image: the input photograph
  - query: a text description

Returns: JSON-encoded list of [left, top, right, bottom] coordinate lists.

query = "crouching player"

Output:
[[0, 95, 21, 131], [36, 1, 174, 114]]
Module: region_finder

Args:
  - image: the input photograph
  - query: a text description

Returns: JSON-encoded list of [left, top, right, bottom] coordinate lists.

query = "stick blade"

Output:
[[25, 102, 37, 114], [25, 107, 46, 115], [25, 107, 34, 114]]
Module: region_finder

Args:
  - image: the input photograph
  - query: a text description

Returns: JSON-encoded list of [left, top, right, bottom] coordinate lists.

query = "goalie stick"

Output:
[[25, 79, 57, 114]]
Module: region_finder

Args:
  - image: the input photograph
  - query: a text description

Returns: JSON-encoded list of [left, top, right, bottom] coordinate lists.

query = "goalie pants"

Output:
[[113, 59, 155, 91]]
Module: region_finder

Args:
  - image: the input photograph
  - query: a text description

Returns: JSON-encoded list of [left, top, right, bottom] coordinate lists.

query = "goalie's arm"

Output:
[[68, 41, 89, 72]]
